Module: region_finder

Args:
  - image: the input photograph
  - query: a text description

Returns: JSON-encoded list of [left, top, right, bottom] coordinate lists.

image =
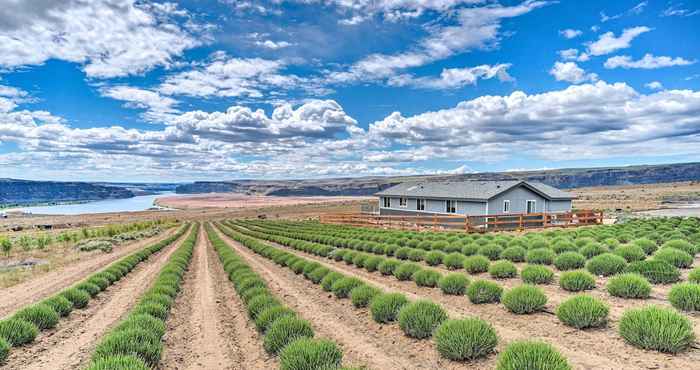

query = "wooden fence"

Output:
[[319, 210, 603, 233]]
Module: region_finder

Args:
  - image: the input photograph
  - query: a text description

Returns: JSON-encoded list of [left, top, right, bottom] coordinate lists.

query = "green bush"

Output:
[[0, 318, 38, 346], [521, 265, 554, 285], [0, 337, 10, 364], [443, 252, 465, 270], [619, 306, 695, 353], [308, 267, 330, 284], [555, 295, 608, 329], [114, 314, 166, 339], [668, 283, 700, 311], [551, 240, 578, 254], [378, 259, 400, 275], [255, 306, 296, 333], [279, 338, 343, 370], [41, 295, 73, 317], [407, 249, 426, 262], [350, 285, 382, 308], [653, 248, 693, 269], [395, 247, 411, 260], [13, 303, 60, 330], [438, 273, 469, 295], [586, 253, 627, 276], [463, 255, 490, 274], [132, 302, 168, 321], [632, 238, 658, 255], [625, 260, 680, 284], [613, 245, 646, 262], [413, 269, 442, 287], [370, 293, 409, 323], [689, 268, 700, 283], [478, 244, 503, 261], [553, 252, 585, 271], [661, 240, 696, 256], [500, 246, 526, 262], [526, 248, 555, 265], [393, 263, 422, 281], [580, 243, 608, 259], [363, 256, 384, 272], [502, 285, 547, 314], [489, 260, 517, 279], [434, 318, 497, 361], [606, 273, 651, 299], [241, 287, 269, 305], [263, 316, 314, 355], [425, 251, 446, 266], [87, 276, 111, 291], [461, 244, 479, 256], [247, 295, 281, 319], [559, 270, 596, 292], [92, 329, 162, 366], [397, 300, 448, 339], [61, 288, 91, 309], [320, 272, 344, 292], [331, 277, 364, 299], [86, 355, 149, 370], [466, 280, 503, 304], [496, 341, 571, 370]]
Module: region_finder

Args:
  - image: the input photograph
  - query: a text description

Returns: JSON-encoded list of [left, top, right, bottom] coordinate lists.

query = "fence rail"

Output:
[[319, 210, 603, 233]]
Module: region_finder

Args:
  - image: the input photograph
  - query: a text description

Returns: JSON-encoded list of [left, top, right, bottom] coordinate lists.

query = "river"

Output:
[[3, 192, 178, 215]]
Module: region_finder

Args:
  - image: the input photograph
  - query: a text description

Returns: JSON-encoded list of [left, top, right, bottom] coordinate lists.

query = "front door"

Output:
[[526, 200, 536, 213]]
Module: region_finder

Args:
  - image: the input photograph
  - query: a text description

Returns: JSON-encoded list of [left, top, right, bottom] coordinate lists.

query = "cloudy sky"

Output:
[[0, 0, 699, 182]]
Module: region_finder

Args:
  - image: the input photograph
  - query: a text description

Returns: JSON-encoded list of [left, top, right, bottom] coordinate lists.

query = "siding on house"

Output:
[[488, 186, 546, 215], [379, 196, 486, 215]]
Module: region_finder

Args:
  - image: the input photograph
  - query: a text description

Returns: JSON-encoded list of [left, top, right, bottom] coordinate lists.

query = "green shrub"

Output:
[[0, 318, 38, 346], [556, 295, 609, 329], [302, 262, 323, 279], [394, 263, 422, 281], [41, 295, 73, 317], [397, 300, 448, 339], [425, 251, 446, 266], [395, 247, 411, 260], [87, 276, 111, 291], [613, 245, 646, 263], [625, 260, 680, 284], [478, 244, 503, 261], [521, 265, 554, 285], [241, 287, 268, 305], [619, 306, 695, 353], [661, 240, 696, 256], [526, 248, 555, 265], [461, 244, 479, 256], [370, 293, 409, 323], [559, 270, 596, 292], [114, 314, 166, 339], [438, 273, 469, 295], [350, 285, 382, 308], [308, 267, 330, 284], [255, 306, 296, 333], [551, 240, 578, 254], [132, 302, 168, 321], [580, 243, 608, 259], [586, 253, 627, 276], [378, 259, 400, 275], [320, 272, 344, 292], [351, 253, 368, 267], [603, 238, 620, 249], [363, 256, 384, 272], [606, 273, 651, 299], [434, 318, 497, 361], [553, 252, 585, 271], [291, 260, 307, 274], [500, 246, 526, 262], [263, 316, 314, 355], [61, 288, 91, 309], [279, 338, 343, 370], [86, 355, 149, 370], [443, 252, 465, 270], [466, 280, 503, 304], [489, 260, 517, 279], [654, 248, 693, 269], [13, 303, 60, 330], [247, 295, 280, 319], [632, 238, 658, 255], [463, 255, 490, 274], [331, 277, 364, 299], [0, 337, 9, 364], [412, 269, 441, 287], [502, 285, 547, 314], [689, 268, 700, 283], [496, 341, 571, 370], [668, 283, 700, 311], [92, 329, 162, 366]]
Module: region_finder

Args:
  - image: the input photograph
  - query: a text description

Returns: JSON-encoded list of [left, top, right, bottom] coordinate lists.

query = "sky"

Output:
[[0, 0, 699, 182]]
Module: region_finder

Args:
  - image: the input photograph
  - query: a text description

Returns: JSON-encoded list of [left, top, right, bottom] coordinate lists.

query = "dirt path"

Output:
[[0, 227, 179, 318], [236, 228, 700, 370], [160, 225, 269, 369], [2, 229, 189, 370], [214, 226, 471, 370]]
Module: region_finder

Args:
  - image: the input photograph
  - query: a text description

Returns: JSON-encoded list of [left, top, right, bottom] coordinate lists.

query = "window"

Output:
[[503, 200, 510, 213], [417, 199, 425, 211], [526, 200, 536, 214], [446, 200, 456, 213], [383, 197, 390, 208], [399, 197, 407, 207]]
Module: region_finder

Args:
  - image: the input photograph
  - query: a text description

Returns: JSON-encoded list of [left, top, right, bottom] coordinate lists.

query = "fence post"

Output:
[[519, 214, 523, 231]]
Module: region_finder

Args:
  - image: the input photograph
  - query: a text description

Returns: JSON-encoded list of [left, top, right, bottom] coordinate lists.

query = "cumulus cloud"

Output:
[[645, 81, 663, 90], [600, 1, 648, 22], [586, 26, 651, 56], [559, 29, 582, 39], [557, 49, 590, 62], [549, 62, 598, 84], [255, 40, 293, 49], [388, 64, 513, 89], [100, 86, 180, 122], [604, 54, 696, 69]]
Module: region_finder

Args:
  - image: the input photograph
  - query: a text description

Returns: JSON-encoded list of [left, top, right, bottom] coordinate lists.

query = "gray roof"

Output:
[[375, 180, 575, 201]]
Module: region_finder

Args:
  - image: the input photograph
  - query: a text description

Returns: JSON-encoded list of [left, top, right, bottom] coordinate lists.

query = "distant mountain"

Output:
[[0, 179, 134, 207], [175, 162, 700, 196]]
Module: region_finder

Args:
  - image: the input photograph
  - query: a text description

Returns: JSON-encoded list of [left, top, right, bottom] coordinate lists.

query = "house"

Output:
[[375, 180, 575, 216]]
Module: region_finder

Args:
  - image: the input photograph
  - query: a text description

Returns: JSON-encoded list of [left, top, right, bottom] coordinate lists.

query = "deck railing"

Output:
[[319, 210, 603, 233]]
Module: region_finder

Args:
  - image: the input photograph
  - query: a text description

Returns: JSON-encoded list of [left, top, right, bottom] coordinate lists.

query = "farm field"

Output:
[[1, 216, 700, 369]]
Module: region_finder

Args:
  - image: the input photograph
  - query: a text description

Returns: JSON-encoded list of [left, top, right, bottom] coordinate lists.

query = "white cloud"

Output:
[[100, 86, 180, 122], [557, 49, 589, 62], [559, 29, 582, 39], [645, 81, 663, 90], [661, 3, 700, 17], [0, 0, 204, 78], [549, 62, 598, 84], [388, 64, 513, 89], [586, 26, 651, 56], [600, 1, 648, 22], [604, 54, 696, 69], [255, 40, 293, 49]]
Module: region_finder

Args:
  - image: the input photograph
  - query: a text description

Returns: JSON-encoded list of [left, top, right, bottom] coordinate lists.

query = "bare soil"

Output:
[[1, 230, 188, 370], [573, 181, 700, 212], [0, 227, 178, 318], [157, 193, 373, 211]]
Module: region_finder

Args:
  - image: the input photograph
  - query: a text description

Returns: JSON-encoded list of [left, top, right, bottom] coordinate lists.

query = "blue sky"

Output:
[[0, 0, 699, 182]]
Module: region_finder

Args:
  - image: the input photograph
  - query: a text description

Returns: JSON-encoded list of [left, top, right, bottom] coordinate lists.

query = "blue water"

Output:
[[4, 193, 178, 215]]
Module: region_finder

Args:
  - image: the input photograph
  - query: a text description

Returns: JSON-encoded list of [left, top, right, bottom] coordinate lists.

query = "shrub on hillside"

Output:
[[395, 247, 412, 260], [413, 269, 442, 287], [580, 243, 608, 259], [559, 270, 596, 292], [350, 285, 382, 308], [394, 262, 422, 281], [654, 248, 693, 269], [551, 240, 578, 254], [434, 318, 497, 361], [668, 283, 700, 312], [378, 259, 401, 276], [632, 238, 658, 255], [606, 273, 651, 299], [370, 293, 409, 323], [255, 306, 296, 333], [91, 328, 162, 366], [495, 341, 571, 370], [425, 251, 446, 266], [279, 338, 343, 370], [308, 267, 331, 284], [363, 256, 384, 272], [463, 255, 490, 274], [331, 277, 364, 299], [247, 295, 281, 319], [443, 252, 465, 270], [461, 244, 480, 256], [320, 272, 344, 292], [263, 316, 314, 355], [613, 245, 646, 262], [466, 280, 503, 304], [489, 260, 518, 279], [41, 296, 73, 317], [586, 253, 627, 276], [438, 273, 469, 295], [502, 285, 547, 314], [397, 300, 448, 339], [624, 260, 680, 284], [521, 265, 554, 285], [478, 244, 504, 261], [553, 252, 585, 271], [555, 295, 609, 329], [526, 248, 555, 265], [408, 249, 427, 262], [661, 240, 696, 256], [60, 288, 91, 309], [500, 246, 526, 262], [619, 306, 695, 353]]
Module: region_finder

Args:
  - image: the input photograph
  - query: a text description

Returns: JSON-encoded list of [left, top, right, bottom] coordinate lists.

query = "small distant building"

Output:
[[376, 180, 575, 216]]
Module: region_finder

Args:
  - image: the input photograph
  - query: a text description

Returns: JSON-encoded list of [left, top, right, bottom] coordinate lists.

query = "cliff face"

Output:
[[0, 179, 134, 206], [174, 162, 700, 196]]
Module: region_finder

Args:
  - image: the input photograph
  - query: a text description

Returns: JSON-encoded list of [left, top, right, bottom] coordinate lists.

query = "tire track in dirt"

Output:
[[241, 230, 700, 370], [2, 228, 189, 370], [0, 227, 179, 318], [214, 225, 470, 370]]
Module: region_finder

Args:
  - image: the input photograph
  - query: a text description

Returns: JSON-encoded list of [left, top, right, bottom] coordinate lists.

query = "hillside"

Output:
[[0, 179, 134, 207], [175, 162, 700, 196]]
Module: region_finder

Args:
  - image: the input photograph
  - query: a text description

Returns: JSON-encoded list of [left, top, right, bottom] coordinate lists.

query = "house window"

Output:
[[446, 200, 456, 213], [503, 200, 510, 213], [399, 197, 407, 207], [417, 199, 425, 211], [526, 200, 536, 214], [383, 197, 390, 208]]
